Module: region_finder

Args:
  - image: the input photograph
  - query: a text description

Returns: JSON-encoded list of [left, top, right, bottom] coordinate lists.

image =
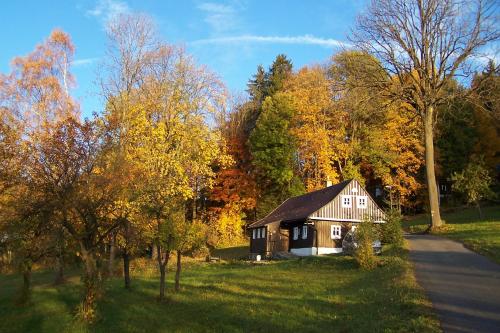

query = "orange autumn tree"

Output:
[[0, 29, 79, 300], [209, 102, 257, 246]]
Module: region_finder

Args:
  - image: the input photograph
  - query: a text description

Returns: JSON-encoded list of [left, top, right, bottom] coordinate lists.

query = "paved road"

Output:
[[407, 234, 500, 333]]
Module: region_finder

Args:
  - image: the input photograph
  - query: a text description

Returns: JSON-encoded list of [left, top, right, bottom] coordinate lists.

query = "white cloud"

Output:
[[72, 57, 99, 67], [86, 0, 130, 24], [191, 34, 350, 48], [197, 2, 240, 34]]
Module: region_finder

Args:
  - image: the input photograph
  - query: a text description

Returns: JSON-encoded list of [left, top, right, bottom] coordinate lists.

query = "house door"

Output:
[[270, 229, 289, 253]]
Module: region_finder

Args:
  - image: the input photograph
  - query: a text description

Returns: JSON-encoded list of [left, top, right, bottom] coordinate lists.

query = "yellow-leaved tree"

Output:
[[284, 65, 343, 191]]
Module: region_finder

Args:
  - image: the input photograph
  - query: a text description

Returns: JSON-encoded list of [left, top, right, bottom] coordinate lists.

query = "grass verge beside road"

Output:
[[404, 205, 500, 264]]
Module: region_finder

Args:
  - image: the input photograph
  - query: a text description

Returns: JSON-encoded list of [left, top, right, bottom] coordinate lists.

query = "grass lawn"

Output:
[[0, 246, 439, 333], [403, 205, 500, 264]]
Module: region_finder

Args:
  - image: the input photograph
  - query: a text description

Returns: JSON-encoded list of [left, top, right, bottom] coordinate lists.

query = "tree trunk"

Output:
[[79, 244, 100, 322], [54, 256, 64, 285], [20, 261, 32, 304], [54, 228, 65, 284], [123, 250, 131, 289], [175, 251, 181, 292], [477, 202, 483, 220], [108, 232, 116, 277], [424, 107, 442, 228], [157, 245, 170, 301]]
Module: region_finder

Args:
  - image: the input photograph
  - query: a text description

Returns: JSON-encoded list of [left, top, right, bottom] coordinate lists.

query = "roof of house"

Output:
[[248, 179, 352, 228]]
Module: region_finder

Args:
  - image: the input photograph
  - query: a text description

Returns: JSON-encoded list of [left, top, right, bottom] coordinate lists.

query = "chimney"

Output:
[[326, 179, 333, 187]]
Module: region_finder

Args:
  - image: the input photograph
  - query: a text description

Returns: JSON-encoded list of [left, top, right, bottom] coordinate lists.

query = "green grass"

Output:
[[0, 247, 439, 333], [404, 205, 500, 263], [211, 245, 249, 260]]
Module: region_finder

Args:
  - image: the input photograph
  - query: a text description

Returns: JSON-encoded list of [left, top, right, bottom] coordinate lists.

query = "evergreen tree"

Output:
[[267, 54, 293, 95], [249, 94, 303, 217]]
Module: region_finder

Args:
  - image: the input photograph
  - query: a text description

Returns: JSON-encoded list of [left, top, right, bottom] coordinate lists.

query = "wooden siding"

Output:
[[314, 221, 352, 248], [310, 179, 385, 222], [267, 222, 289, 254]]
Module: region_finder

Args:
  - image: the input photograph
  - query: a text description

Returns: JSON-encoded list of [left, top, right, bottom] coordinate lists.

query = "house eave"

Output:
[[308, 217, 386, 223]]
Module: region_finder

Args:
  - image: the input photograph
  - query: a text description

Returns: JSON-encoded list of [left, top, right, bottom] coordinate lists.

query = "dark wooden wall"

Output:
[[314, 221, 352, 248], [288, 224, 314, 249], [249, 226, 267, 254]]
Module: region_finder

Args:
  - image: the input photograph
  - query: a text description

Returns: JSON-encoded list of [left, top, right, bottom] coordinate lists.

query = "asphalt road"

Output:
[[407, 234, 500, 333]]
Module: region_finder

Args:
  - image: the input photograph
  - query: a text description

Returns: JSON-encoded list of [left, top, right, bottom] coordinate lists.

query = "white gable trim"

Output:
[[309, 217, 385, 223]]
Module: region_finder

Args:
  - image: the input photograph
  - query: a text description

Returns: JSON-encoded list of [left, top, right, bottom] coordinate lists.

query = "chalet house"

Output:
[[248, 179, 385, 257]]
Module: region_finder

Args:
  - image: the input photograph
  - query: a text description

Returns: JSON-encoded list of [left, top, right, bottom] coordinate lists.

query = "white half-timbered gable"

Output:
[[309, 179, 385, 223]]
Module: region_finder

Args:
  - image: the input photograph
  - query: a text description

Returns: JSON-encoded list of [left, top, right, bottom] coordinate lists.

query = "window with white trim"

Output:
[[293, 226, 299, 240], [252, 229, 256, 239], [257, 228, 261, 239], [357, 195, 368, 209], [341, 195, 352, 208], [302, 225, 308, 239], [261, 227, 266, 238], [331, 225, 342, 239]]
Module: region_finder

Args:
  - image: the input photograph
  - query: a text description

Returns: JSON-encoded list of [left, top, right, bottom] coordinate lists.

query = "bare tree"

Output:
[[100, 13, 160, 288], [351, 0, 499, 227]]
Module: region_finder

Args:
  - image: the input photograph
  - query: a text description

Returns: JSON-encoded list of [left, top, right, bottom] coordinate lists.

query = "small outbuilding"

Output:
[[248, 179, 385, 257]]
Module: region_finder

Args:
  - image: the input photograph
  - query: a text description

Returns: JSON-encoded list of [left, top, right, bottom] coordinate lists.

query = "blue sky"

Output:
[[0, 0, 366, 118]]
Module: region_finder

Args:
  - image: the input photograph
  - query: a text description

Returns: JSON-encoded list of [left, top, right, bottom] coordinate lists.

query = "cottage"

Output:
[[248, 179, 385, 257]]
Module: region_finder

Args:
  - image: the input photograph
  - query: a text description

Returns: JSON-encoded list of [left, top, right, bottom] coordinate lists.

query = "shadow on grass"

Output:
[[0, 251, 439, 333]]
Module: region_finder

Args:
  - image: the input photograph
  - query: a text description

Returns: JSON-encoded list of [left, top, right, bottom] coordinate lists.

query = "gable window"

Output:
[[261, 227, 266, 238], [252, 229, 256, 239], [341, 195, 352, 208], [331, 225, 341, 239], [302, 225, 308, 239], [357, 196, 368, 209], [293, 226, 299, 240]]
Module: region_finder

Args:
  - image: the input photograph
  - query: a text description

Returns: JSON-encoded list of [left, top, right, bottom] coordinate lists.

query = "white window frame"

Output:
[[252, 229, 256, 239], [293, 226, 299, 240], [261, 227, 266, 238], [357, 195, 368, 209], [302, 225, 308, 239], [331, 225, 341, 239], [341, 195, 352, 208]]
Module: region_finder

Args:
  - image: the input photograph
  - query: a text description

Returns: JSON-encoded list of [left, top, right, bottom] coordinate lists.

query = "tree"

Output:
[[33, 117, 120, 320], [114, 30, 228, 300], [352, 0, 499, 228], [284, 65, 341, 191], [1, 29, 78, 135], [471, 61, 500, 174], [100, 13, 161, 288], [436, 86, 478, 178], [354, 220, 377, 270], [249, 94, 304, 217], [0, 29, 80, 299], [451, 159, 495, 219]]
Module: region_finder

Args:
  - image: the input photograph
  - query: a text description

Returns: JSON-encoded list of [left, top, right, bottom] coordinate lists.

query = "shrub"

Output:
[[382, 209, 404, 247], [354, 220, 377, 270]]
